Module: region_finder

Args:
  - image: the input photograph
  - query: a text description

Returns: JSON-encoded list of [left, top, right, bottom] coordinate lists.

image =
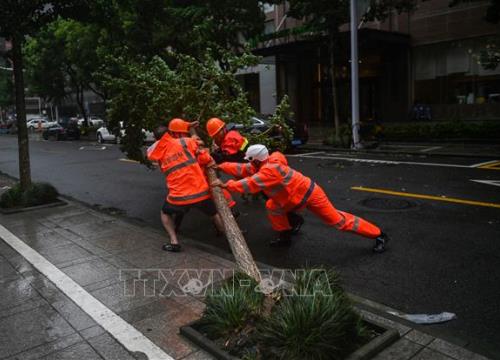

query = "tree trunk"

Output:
[[328, 33, 341, 143], [12, 34, 32, 191], [205, 168, 261, 282]]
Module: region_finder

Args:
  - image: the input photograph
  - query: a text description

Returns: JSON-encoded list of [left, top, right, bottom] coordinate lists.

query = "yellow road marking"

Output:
[[351, 186, 500, 209], [479, 161, 500, 170], [119, 158, 140, 164]]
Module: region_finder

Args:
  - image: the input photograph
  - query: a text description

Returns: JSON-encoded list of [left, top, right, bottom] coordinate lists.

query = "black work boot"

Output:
[[373, 232, 390, 253], [288, 212, 304, 235], [270, 230, 292, 247]]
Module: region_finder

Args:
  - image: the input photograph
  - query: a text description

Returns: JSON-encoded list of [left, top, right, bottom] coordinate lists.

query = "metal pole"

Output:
[[350, 0, 361, 149]]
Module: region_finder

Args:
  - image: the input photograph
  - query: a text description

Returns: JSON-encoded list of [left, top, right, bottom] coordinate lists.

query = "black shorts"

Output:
[[162, 198, 217, 217]]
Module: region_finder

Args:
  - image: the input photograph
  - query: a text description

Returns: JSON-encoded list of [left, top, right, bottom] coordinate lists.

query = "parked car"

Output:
[[42, 123, 81, 141], [77, 116, 104, 128], [230, 115, 309, 148], [96, 121, 155, 144], [27, 118, 57, 131]]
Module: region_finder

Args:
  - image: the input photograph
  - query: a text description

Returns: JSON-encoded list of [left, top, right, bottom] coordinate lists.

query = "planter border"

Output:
[[180, 315, 400, 360], [0, 198, 68, 215]]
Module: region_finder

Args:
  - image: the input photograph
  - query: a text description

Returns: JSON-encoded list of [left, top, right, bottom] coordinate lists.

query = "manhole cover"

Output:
[[361, 197, 416, 210]]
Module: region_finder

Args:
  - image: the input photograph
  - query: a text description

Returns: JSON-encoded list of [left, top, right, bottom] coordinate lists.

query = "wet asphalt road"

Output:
[[1, 135, 500, 359]]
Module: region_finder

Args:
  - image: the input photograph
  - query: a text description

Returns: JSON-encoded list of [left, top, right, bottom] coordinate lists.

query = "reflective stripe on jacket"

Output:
[[221, 130, 248, 155], [225, 151, 315, 208], [219, 162, 255, 179], [147, 133, 212, 205]]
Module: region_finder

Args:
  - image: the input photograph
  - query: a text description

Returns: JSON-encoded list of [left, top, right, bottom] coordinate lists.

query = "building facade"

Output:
[[246, 1, 500, 127]]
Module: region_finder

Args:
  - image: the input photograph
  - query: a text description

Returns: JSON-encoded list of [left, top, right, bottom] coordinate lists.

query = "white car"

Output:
[[77, 116, 104, 128], [27, 118, 57, 131], [96, 121, 155, 144]]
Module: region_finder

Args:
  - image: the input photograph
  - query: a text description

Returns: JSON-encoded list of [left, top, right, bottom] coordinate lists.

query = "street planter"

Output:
[[180, 314, 400, 360], [0, 198, 67, 215]]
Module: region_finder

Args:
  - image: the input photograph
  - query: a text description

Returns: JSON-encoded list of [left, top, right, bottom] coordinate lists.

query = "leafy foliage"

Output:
[[24, 18, 106, 119], [101, 49, 291, 162], [0, 182, 59, 208], [199, 269, 368, 359], [246, 95, 294, 152], [257, 269, 368, 360], [200, 272, 264, 339]]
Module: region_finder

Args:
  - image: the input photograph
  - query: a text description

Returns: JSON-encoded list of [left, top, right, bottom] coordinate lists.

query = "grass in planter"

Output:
[[256, 268, 369, 360], [0, 182, 59, 209], [197, 269, 369, 359], [199, 272, 265, 340]]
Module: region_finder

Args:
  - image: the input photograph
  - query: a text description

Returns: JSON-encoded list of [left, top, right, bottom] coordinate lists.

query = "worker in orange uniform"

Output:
[[206, 117, 249, 164], [212, 144, 389, 252], [147, 118, 224, 252]]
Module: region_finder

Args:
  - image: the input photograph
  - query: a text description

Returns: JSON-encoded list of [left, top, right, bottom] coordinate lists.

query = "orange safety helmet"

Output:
[[168, 118, 190, 133], [206, 117, 226, 137]]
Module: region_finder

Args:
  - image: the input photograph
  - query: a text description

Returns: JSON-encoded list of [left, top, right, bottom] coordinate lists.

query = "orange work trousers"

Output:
[[266, 184, 381, 238]]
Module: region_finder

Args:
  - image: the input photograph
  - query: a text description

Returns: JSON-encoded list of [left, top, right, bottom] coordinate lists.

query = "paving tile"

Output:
[[87, 332, 137, 360], [0, 305, 76, 358], [0, 240, 19, 259], [38, 243, 95, 265], [85, 229, 153, 255], [404, 330, 435, 346], [133, 307, 202, 359], [38, 341, 103, 360], [117, 244, 185, 268], [60, 258, 120, 287], [90, 280, 159, 314], [428, 339, 491, 360], [0, 296, 47, 319], [411, 348, 454, 360], [3, 220, 51, 238], [118, 297, 183, 324], [0, 277, 40, 309], [0, 257, 20, 281], [56, 211, 109, 227], [15, 230, 73, 252], [24, 272, 68, 304], [372, 338, 423, 360], [4, 333, 84, 360], [52, 297, 97, 331], [5, 254, 37, 274], [79, 325, 106, 340]]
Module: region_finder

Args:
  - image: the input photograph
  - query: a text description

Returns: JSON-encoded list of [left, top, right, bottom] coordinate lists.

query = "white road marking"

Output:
[[297, 154, 473, 168], [288, 151, 326, 157], [420, 146, 442, 153], [471, 179, 500, 187], [0, 225, 174, 360], [79, 146, 107, 151], [470, 160, 500, 168]]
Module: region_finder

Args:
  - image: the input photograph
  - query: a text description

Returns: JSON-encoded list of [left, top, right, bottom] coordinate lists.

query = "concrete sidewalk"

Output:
[[0, 196, 494, 360]]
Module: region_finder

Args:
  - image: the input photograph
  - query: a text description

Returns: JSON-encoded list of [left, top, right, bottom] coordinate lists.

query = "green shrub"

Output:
[[0, 182, 59, 209], [257, 269, 368, 360], [199, 272, 265, 339], [0, 185, 23, 208]]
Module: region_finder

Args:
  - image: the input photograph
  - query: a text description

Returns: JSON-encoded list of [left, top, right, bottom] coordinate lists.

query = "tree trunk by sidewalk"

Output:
[[205, 168, 261, 282], [12, 34, 32, 191], [189, 127, 260, 282]]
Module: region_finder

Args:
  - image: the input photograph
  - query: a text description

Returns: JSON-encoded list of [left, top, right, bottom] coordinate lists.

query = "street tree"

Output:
[[0, 0, 89, 190], [24, 19, 106, 125]]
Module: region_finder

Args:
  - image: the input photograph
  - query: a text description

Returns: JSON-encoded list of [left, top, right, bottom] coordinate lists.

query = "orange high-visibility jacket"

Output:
[[221, 130, 249, 155], [147, 133, 212, 205], [220, 152, 315, 209]]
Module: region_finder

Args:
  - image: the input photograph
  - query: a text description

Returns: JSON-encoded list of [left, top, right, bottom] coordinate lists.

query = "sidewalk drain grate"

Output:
[[361, 197, 417, 210]]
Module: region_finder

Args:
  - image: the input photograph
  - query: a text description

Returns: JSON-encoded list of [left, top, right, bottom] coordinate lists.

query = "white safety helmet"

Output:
[[244, 144, 269, 162]]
